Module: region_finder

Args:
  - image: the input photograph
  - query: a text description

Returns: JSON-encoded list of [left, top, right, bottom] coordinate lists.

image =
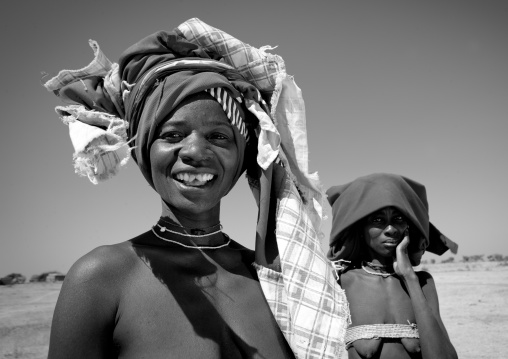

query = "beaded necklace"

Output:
[[151, 219, 230, 249], [361, 261, 395, 278]]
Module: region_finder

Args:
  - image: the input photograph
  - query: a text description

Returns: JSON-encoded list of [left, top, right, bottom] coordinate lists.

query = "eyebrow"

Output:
[[204, 120, 233, 128], [161, 119, 233, 128]]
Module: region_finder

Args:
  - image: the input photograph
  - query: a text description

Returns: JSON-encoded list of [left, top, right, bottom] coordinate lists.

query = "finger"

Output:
[[397, 235, 410, 253], [400, 228, 410, 248]]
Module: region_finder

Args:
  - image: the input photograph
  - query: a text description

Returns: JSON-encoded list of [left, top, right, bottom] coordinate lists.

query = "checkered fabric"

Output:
[[267, 174, 349, 358], [252, 263, 291, 334], [177, 18, 284, 95], [44, 40, 113, 93]]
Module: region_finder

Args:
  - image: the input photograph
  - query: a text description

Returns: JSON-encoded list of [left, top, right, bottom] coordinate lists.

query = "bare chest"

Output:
[[342, 270, 421, 359], [343, 271, 416, 325], [112, 251, 293, 359]]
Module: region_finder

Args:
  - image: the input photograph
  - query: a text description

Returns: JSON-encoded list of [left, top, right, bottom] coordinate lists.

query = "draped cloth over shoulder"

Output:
[[44, 18, 349, 359], [327, 173, 458, 266]]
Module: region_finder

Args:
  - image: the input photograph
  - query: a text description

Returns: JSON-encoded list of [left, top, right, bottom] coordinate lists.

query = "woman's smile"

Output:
[[173, 172, 216, 187]]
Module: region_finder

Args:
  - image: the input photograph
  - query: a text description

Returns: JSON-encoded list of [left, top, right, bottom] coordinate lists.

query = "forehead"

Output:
[[174, 99, 230, 124], [368, 206, 403, 217], [161, 94, 230, 127]]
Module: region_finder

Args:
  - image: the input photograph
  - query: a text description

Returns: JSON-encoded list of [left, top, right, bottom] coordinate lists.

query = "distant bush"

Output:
[[30, 271, 65, 283], [441, 257, 455, 264], [0, 273, 26, 285], [487, 254, 505, 262], [462, 255, 485, 262], [463, 254, 507, 263]]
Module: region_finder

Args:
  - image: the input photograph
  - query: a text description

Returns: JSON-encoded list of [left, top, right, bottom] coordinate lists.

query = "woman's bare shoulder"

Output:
[[415, 270, 435, 286], [339, 267, 363, 288], [64, 241, 138, 289], [49, 241, 141, 358]]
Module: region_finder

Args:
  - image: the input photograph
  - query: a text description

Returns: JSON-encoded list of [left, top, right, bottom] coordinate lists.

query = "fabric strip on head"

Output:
[[205, 87, 249, 141], [327, 173, 458, 265]]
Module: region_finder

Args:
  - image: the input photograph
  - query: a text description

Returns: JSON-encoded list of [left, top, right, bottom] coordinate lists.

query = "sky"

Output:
[[1, 0, 507, 277]]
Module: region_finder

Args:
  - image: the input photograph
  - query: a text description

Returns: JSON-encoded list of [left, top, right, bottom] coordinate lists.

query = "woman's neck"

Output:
[[152, 200, 228, 248], [160, 200, 221, 230], [364, 250, 394, 268]]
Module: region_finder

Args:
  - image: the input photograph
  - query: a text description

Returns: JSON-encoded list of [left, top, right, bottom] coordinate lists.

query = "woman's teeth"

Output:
[[175, 173, 214, 186]]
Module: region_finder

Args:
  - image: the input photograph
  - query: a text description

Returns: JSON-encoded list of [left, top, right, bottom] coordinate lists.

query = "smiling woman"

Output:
[[150, 93, 241, 221], [42, 18, 348, 359]]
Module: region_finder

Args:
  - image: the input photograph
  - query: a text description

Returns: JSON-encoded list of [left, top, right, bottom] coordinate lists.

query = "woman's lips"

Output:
[[383, 240, 400, 247]]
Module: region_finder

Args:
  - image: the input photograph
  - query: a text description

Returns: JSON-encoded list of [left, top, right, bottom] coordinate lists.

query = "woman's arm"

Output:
[[48, 245, 124, 359], [393, 235, 458, 359]]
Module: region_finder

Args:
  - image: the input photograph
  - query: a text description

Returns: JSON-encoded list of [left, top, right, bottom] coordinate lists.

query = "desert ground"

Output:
[[1, 262, 506, 358]]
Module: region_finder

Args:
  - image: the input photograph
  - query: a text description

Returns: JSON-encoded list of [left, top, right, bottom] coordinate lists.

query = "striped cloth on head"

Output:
[[205, 87, 249, 141]]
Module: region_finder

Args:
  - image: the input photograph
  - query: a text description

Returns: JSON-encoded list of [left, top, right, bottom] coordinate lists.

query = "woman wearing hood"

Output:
[[327, 173, 458, 359], [44, 19, 348, 359]]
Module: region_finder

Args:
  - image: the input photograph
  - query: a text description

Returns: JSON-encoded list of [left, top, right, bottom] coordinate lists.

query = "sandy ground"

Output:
[[0, 282, 60, 358], [1, 262, 506, 358], [426, 262, 508, 359]]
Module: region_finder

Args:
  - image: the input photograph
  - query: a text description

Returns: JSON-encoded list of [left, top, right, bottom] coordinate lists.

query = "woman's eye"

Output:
[[394, 216, 406, 223], [162, 132, 183, 141], [210, 133, 230, 141], [372, 217, 383, 223]]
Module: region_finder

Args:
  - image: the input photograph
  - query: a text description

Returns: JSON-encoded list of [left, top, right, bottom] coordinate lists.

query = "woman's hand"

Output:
[[393, 229, 416, 280], [393, 230, 459, 359]]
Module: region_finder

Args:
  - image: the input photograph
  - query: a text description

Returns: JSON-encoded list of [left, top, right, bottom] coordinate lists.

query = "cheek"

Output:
[[366, 227, 383, 240], [149, 143, 176, 181], [150, 142, 174, 164], [219, 147, 240, 179]]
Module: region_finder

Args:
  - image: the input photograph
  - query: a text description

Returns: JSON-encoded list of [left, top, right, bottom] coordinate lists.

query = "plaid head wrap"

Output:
[[44, 18, 350, 359], [327, 173, 459, 269]]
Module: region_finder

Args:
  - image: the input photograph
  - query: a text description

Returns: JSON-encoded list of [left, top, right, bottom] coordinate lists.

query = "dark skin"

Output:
[[48, 96, 294, 359], [340, 207, 457, 359]]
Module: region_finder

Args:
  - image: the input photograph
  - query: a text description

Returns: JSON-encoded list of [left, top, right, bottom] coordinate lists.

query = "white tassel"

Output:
[[55, 105, 131, 184]]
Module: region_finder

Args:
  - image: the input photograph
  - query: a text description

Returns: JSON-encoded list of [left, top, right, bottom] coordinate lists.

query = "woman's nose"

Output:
[[179, 134, 212, 163], [383, 225, 398, 237]]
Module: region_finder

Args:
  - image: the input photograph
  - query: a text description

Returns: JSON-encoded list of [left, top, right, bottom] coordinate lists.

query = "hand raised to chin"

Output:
[[393, 229, 416, 280]]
